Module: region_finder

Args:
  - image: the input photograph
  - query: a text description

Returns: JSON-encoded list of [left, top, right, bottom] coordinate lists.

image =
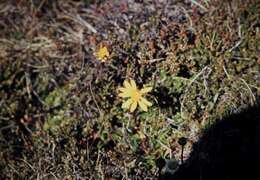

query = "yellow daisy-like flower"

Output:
[[95, 45, 109, 62], [118, 79, 152, 112]]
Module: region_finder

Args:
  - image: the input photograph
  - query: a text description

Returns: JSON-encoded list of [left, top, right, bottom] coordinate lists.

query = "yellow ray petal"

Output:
[[138, 100, 148, 112], [96, 46, 109, 61], [122, 99, 132, 109], [140, 97, 152, 106], [118, 87, 126, 92], [118, 92, 131, 98], [123, 80, 131, 89], [130, 79, 137, 89], [130, 101, 137, 112], [140, 87, 152, 94]]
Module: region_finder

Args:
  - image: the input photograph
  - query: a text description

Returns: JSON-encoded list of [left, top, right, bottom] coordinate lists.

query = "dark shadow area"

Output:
[[161, 104, 260, 180]]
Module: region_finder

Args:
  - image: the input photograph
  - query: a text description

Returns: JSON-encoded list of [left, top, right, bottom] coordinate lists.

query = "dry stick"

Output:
[[8, 165, 20, 176], [19, 158, 36, 172], [223, 64, 230, 79], [224, 65, 256, 105], [49, 172, 59, 180], [190, 0, 208, 12], [0, 122, 14, 131], [180, 66, 209, 119], [178, 137, 187, 164], [76, 14, 97, 34], [25, 72, 32, 100], [181, 146, 184, 164], [32, 90, 46, 106], [157, 140, 172, 158], [143, 58, 165, 64], [89, 83, 102, 116], [61, 14, 97, 34], [240, 78, 256, 105], [228, 39, 243, 52], [180, 6, 193, 27]]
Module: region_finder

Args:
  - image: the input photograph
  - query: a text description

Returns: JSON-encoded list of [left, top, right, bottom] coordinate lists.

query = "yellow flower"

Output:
[[95, 45, 109, 61], [118, 79, 152, 112]]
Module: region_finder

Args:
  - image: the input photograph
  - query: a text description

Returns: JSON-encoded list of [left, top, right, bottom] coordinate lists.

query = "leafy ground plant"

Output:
[[0, 0, 259, 179]]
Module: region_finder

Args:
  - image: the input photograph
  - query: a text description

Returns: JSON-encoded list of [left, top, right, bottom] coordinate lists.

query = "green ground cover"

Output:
[[0, 0, 259, 179]]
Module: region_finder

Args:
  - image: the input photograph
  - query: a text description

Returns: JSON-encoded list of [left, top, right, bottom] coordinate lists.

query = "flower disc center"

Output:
[[131, 89, 141, 102]]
